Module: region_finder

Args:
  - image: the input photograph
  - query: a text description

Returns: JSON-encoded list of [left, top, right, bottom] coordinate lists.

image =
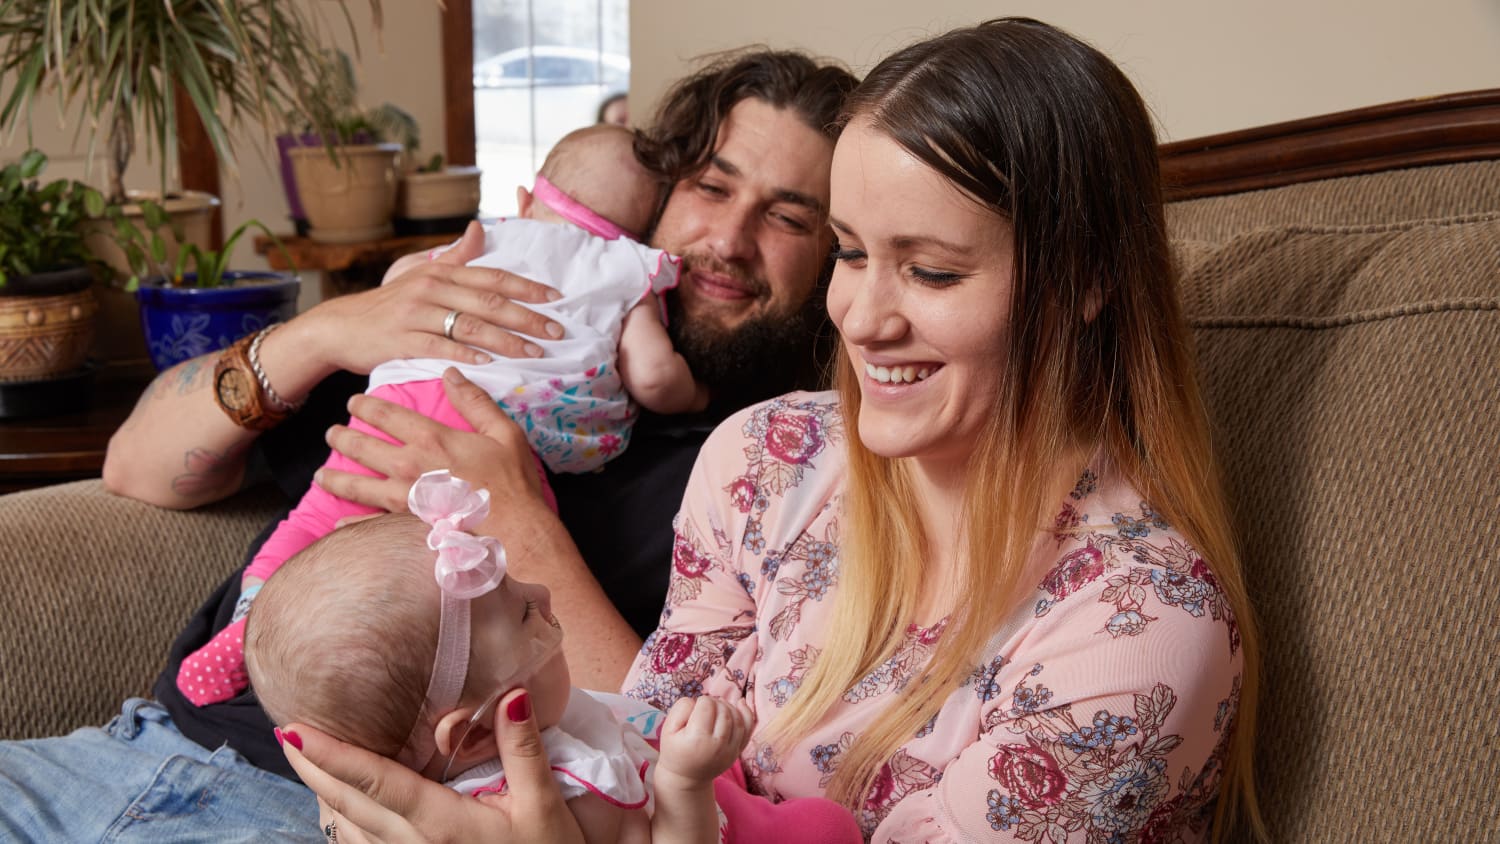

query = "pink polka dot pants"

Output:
[[176, 617, 249, 706]]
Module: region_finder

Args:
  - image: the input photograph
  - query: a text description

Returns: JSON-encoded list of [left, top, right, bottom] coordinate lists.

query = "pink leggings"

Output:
[[247, 379, 555, 582]]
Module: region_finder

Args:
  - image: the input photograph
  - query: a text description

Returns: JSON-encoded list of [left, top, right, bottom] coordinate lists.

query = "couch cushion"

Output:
[[1175, 213, 1499, 840], [1167, 159, 1500, 241], [0, 480, 286, 740]]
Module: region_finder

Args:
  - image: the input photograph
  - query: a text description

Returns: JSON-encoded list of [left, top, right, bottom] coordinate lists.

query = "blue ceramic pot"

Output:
[[135, 272, 300, 371]]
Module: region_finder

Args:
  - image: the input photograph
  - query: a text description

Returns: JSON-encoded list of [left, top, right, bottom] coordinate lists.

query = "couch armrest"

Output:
[[0, 479, 286, 739]]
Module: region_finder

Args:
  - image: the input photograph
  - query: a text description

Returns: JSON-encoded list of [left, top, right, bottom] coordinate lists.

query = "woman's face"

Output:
[[826, 118, 1015, 467]]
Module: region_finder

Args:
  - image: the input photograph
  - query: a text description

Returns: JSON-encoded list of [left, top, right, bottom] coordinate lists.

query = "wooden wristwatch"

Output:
[[213, 331, 288, 431]]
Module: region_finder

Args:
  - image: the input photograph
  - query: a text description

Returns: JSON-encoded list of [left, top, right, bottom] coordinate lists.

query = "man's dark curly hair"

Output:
[[634, 48, 859, 186]]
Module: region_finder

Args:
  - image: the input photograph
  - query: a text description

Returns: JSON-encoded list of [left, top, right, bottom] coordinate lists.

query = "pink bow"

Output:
[[408, 470, 506, 599]]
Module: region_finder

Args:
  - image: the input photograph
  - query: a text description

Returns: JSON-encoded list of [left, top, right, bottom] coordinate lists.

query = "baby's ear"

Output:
[[434, 707, 494, 760], [515, 186, 534, 218]]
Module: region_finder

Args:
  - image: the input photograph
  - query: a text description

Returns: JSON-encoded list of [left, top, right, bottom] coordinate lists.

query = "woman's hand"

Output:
[[289, 221, 566, 379], [282, 689, 585, 844], [316, 368, 543, 516]]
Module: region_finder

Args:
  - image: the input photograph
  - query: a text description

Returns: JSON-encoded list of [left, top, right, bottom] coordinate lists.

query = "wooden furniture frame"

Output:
[[1160, 89, 1500, 200]]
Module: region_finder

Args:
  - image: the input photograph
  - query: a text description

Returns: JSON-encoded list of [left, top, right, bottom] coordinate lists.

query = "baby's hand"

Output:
[[655, 696, 754, 785]]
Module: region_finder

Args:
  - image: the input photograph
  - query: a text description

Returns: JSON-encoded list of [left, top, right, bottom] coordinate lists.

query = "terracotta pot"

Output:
[[82, 190, 221, 376], [289, 144, 403, 243], [0, 267, 98, 383]]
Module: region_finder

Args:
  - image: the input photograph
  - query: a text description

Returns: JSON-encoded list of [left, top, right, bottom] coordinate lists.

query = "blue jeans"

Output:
[[0, 698, 320, 842]]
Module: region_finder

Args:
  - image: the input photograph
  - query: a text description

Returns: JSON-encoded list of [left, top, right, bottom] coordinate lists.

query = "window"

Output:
[[473, 0, 629, 218]]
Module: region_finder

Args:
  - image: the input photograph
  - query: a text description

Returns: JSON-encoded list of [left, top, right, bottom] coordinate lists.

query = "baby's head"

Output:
[[246, 512, 571, 779], [518, 123, 662, 241]]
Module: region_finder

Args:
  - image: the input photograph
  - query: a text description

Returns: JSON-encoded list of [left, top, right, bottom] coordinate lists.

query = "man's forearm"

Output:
[[102, 319, 334, 509], [103, 354, 258, 508]]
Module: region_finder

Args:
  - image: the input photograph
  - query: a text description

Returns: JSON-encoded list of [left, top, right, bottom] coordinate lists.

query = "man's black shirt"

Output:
[[153, 372, 716, 779]]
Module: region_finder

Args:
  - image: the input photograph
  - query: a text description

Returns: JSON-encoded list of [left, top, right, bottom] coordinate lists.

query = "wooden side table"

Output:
[[0, 374, 149, 494], [255, 233, 458, 297]]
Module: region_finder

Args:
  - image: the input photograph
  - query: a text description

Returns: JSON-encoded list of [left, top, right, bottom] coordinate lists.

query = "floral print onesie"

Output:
[[624, 392, 1243, 842]]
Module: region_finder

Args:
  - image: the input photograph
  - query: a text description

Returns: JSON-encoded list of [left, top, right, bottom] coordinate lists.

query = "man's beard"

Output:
[[665, 284, 832, 417]]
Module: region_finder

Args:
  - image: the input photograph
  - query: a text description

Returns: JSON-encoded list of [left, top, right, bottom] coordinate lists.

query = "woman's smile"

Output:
[[861, 358, 939, 385]]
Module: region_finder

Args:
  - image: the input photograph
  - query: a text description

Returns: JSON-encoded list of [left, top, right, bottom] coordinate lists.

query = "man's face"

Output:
[[650, 98, 836, 402]]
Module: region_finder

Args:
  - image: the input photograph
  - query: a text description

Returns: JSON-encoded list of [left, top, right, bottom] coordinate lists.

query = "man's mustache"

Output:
[[678, 252, 769, 297]]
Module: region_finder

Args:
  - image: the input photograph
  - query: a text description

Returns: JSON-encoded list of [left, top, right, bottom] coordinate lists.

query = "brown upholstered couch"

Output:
[[1, 93, 1496, 840]]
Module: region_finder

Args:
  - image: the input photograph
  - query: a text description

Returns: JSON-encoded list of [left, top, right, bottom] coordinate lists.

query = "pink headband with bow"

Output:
[[533, 174, 636, 241], [395, 470, 507, 772]]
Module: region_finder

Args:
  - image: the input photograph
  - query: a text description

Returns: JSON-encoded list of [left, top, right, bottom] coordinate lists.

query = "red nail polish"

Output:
[[281, 729, 303, 751], [506, 691, 532, 723], [273, 726, 284, 746]]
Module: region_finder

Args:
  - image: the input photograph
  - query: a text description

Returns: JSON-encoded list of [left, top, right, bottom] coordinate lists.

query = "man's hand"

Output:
[[321, 366, 643, 692], [655, 696, 755, 786], [316, 368, 544, 516], [292, 221, 565, 378]]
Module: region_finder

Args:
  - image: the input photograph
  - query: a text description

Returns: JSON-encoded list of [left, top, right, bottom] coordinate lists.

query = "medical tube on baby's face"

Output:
[[439, 589, 565, 781]]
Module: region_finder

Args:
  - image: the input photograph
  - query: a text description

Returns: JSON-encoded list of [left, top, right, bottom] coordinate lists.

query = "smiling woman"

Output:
[[625, 16, 1265, 842]]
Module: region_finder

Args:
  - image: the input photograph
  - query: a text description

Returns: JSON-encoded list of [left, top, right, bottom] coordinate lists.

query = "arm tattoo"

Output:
[[119, 354, 215, 436], [173, 356, 211, 395], [170, 443, 248, 500], [148, 354, 213, 402]]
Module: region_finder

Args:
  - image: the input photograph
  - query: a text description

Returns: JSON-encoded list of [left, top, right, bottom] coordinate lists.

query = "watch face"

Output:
[[216, 368, 252, 410]]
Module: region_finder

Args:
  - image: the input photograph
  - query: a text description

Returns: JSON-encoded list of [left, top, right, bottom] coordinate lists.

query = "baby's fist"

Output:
[[656, 696, 754, 785]]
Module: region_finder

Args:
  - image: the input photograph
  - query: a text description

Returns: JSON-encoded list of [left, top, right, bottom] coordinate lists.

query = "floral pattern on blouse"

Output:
[[624, 392, 1242, 842]]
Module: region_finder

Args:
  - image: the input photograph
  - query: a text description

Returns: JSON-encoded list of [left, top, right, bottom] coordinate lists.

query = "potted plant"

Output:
[[0, 151, 103, 409], [0, 0, 382, 206], [284, 48, 419, 243], [0, 0, 379, 368], [110, 202, 301, 372], [396, 152, 483, 236]]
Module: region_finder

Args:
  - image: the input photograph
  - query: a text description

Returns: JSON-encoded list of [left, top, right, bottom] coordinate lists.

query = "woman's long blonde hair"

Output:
[[768, 18, 1263, 840]]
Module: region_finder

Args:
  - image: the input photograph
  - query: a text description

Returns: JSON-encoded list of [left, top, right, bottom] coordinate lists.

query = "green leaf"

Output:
[[18, 149, 45, 179], [175, 243, 199, 285], [142, 200, 168, 230]]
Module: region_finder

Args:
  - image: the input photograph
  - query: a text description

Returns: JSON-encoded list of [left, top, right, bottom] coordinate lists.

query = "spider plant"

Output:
[[107, 198, 293, 290]]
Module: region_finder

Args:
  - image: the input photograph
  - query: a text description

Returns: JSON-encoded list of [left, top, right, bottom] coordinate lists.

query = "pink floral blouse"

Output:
[[624, 392, 1242, 842]]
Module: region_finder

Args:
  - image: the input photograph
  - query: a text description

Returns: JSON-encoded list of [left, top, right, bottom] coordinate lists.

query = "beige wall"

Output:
[[7, 2, 1497, 283], [0, 2, 443, 290], [631, 0, 1500, 142]]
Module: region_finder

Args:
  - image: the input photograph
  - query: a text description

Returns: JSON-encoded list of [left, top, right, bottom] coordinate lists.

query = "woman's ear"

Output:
[[433, 707, 494, 762]]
